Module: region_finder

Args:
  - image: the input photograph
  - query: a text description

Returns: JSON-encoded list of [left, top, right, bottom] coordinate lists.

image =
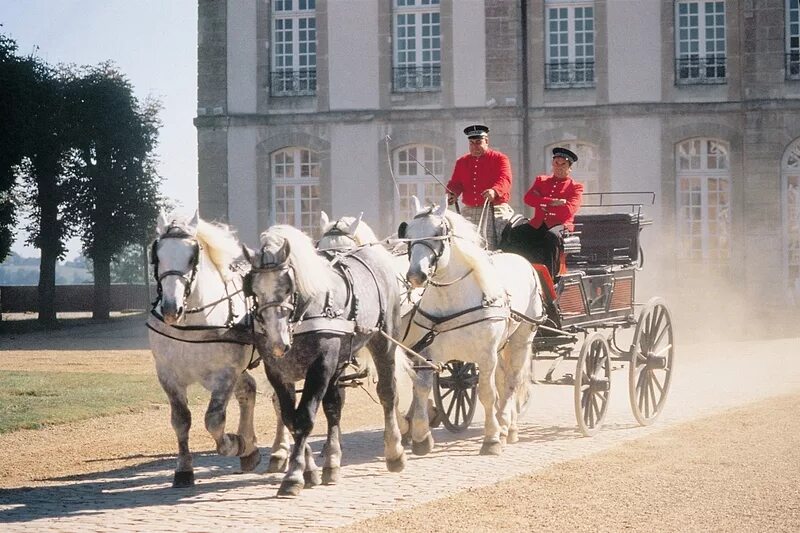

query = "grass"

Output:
[[0, 370, 169, 434]]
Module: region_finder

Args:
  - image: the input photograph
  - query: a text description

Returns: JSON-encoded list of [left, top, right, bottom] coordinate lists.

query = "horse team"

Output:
[[148, 195, 543, 497]]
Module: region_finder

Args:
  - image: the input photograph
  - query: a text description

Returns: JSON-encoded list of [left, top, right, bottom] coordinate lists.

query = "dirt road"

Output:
[[0, 314, 799, 531]]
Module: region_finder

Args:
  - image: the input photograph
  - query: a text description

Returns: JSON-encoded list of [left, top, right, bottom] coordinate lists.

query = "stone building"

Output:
[[196, 0, 800, 308]]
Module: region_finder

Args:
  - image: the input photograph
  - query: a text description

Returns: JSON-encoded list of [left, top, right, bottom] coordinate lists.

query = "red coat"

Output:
[[524, 174, 584, 231], [446, 149, 512, 207]]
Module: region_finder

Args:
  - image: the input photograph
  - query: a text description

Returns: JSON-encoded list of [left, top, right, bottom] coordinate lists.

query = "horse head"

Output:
[[243, 233, 296, 357], [398, 196, 451, 288], [153, 210, 201, 325], [318, 210, 369, 250]]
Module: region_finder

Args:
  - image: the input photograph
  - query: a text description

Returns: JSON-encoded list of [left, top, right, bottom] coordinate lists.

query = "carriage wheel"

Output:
[[629, 297, 674, 426], [433, 361, 478, 433], [574, 332, 612, 437]]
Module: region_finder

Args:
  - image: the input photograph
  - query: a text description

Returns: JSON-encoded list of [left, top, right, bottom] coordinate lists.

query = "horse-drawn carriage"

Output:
[[429, 192, 675, 437]]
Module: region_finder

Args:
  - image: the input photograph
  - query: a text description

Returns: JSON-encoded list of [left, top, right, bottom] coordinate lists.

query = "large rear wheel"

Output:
[[433, 361, 478, 432], [574, 332, 612, 437], [629, 297, 675, 425]]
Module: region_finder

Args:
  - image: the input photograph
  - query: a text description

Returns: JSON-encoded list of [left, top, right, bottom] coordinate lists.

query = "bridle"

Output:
[[406, 212, 452, 275], [246, 253, 300, 338], [151, 227, 201, 304]]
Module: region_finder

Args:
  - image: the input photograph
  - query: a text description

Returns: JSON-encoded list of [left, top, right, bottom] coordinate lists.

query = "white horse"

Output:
[[148, 211, 283, 486], [398, 196, 543, 455]]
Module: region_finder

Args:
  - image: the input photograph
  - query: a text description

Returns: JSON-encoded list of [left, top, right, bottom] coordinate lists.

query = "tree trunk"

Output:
[[37, 248, 58, 326], [36, 168, 61, 327], [92, 255, 111, 319]]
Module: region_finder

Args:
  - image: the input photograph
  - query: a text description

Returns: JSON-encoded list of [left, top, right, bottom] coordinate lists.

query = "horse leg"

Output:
[[161, 381, 194, 487], [266, 385, 290, 473], [368, 335, 406, 472], [321, 379, 344, 484], [276, 352, 334, 497], [500, 328, 534, 445], [204, 371, 246, 458], [477, 362, 503, 456], [233, 371, 262, 472], [409, 367, 436, 456]]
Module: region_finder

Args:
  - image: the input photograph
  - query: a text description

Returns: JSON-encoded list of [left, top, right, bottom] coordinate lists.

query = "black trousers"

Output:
[[501, 223, 565, 279]]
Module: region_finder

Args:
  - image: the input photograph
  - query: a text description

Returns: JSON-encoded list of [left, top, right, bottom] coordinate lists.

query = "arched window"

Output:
[[394, 144, 444, 223], [782, 138, 800, 302], [545, 141, 600, 193], [675, 138, 731, 263], [271, 147, 321, 237]]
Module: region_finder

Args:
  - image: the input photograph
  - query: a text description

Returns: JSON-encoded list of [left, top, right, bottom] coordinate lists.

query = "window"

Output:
[[270, 0, 317, 96], [271, 147, 321, 237], [394, 144, 444, 223], [782, 139, 800, 302], [675, 1, 726, 85], [393, 0, 441, 92], [545, 1, 595, 89], [787, 0, 800, 79], [545, 142, 600, 193], [676, 139, 730, 264]]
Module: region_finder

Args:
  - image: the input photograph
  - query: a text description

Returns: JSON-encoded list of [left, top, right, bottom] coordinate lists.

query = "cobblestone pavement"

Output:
[[1, 336, 799, 532]]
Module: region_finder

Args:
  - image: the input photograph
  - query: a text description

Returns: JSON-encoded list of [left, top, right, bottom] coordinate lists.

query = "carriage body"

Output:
[[434, 193, 675, 436]]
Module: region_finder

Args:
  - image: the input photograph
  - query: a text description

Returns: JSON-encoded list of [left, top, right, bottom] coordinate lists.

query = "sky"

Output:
[[1, 0, 198, 260]]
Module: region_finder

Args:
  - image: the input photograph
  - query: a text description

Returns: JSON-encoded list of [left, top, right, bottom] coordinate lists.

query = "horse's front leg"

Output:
[[233, 371, 262, 471], [204, 370, 246, 458], [369, 335, 407, 471], [321, 378, 344, 484], [408, 365, 436, 456], [159, 379, 194, 487], [477, 357, 503, 456], [266, 383, 291, 473]]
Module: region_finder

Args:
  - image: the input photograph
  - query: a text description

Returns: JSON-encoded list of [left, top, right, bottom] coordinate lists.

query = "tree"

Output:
[[0, 34, 38, 262], [68, 64, 163, 318]]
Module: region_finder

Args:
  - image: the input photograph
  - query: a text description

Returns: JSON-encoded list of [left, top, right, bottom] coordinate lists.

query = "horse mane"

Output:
[[162, 214, 240, 282], [261, 225, 332, 300], [442, 210, 505, 301]]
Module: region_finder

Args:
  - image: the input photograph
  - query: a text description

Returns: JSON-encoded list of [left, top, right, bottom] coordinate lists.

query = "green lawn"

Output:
[[0, 371, 169, 433]]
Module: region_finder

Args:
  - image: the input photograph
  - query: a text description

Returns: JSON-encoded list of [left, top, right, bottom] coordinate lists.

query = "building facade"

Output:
[[196, 0, 800, 306]]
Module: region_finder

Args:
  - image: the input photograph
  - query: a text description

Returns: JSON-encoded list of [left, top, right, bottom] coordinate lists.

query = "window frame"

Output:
[[270, 146, 322, 237], [675, 138, 731, 264], [392, 0, 442, 93], [270, 0, 317, 97], [781, 138, 800, 302], [544, 0, 596, 89], [674, 0, 727, 85], [393, 144, 445, 223], [786, 0, 800, 80]]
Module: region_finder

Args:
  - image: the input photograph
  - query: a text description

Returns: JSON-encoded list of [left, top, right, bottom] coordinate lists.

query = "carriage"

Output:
[[430, 192, 675, 437]]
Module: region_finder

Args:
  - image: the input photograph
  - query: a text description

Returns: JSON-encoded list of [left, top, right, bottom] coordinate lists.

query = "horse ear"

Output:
[[277, 238, 291, 262], [411, 196, 423, 215], [347, 212, 363, 236], [156, 211, 168, 233], [242, 244, 256, 265], [433, 196, 448, 217], [398, 222, 407, 239], [320, 210, 330, 230], [189, 210, 199, 230]]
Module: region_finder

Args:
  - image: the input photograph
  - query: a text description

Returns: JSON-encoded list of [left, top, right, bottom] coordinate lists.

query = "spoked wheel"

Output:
[[574, 332, 612, 437], [629, 297, 675, 426], [433, 361, 479, 433]]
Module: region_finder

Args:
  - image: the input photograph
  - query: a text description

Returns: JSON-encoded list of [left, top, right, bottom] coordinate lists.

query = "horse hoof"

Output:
[[304, 469, 322, 488], [401, 431, 412, 447], [411, 434, 434, 456], [172, 471, 195, 488], [499, 434, 508, 447], [507, 428, 519, 444], [277, 479, 303, 498], [239, 448, 262, 472], [322, 466, 340, 485], [479, 441, 503, 456], [267, 456, 288, 473], [386, 453, 406, 473]]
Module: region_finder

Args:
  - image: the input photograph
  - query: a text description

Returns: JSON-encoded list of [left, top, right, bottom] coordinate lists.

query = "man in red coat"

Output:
[[446, 124, 514, 249], [502, 147, 584, 279]]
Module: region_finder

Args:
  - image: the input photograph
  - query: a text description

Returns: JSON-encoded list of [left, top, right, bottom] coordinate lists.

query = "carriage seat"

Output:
[[565, 213, 647, 271]]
